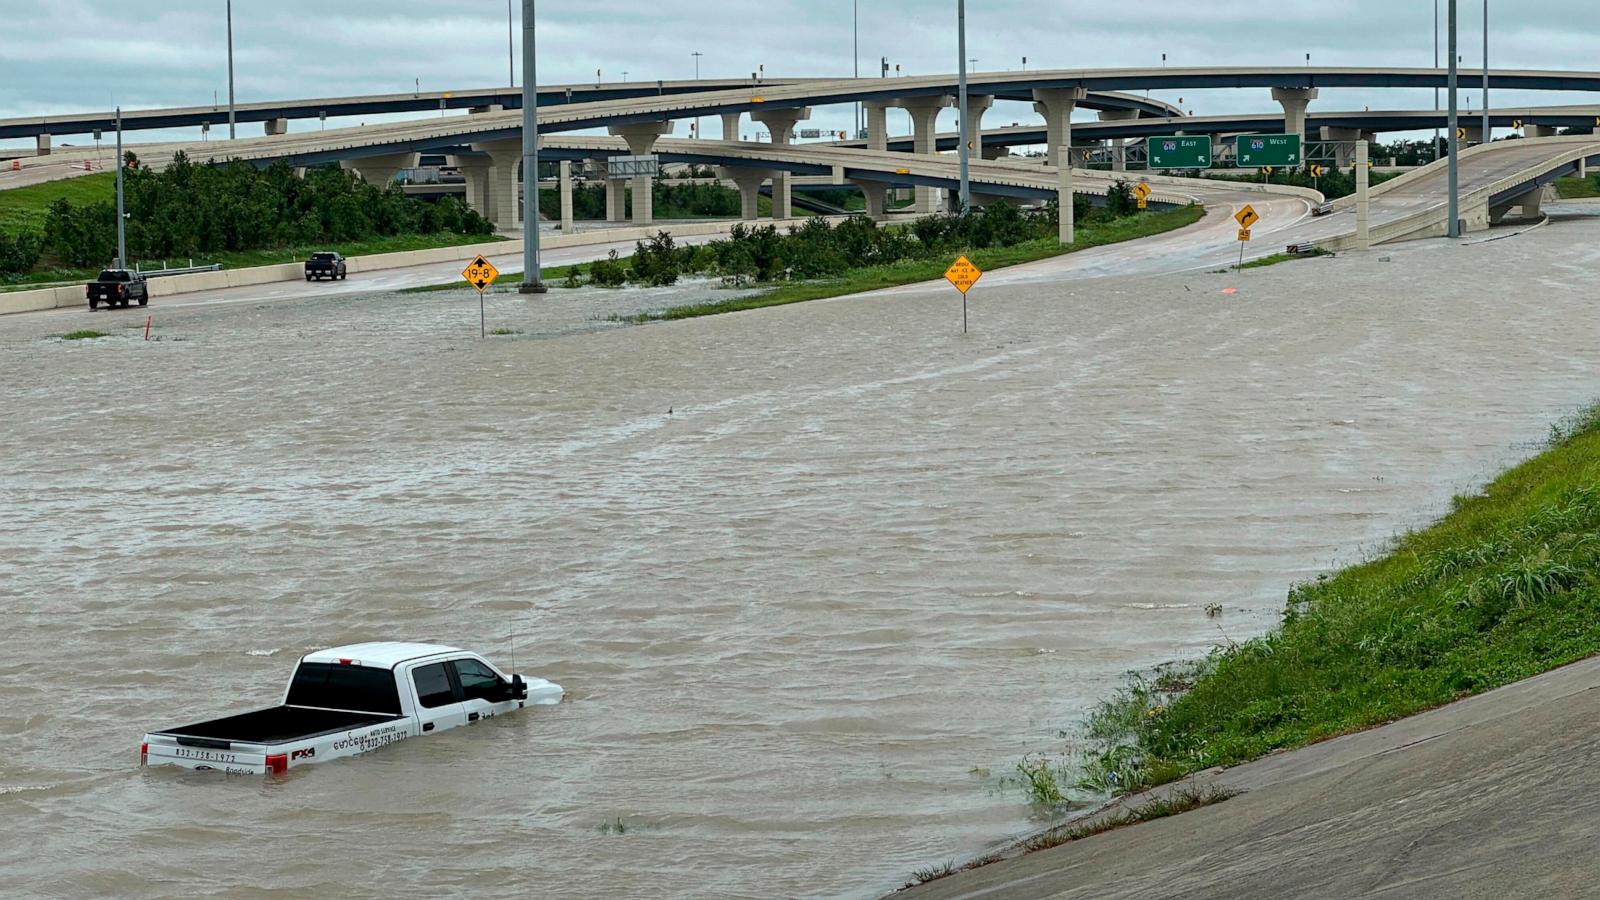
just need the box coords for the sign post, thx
[463,255,501,338]
[944,255,983,333]
[1234,205,1259,270]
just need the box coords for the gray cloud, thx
[3,0,1598,147]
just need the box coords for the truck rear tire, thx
[88,298,99,311]
[138,296,149,307]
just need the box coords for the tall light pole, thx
[691,51,703,140]
[1433,0,1440,160]
[508,0,515,87]
[519,0,546,293]
[226,0,236,140]
[1481,0,1489,144]
[957,0,970,213]
[854,0,861,139]
[115,107,126,268]
[1447,0,1460,238]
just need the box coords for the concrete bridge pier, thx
[558,161,574,232]
[339,152,419,188]
[864,102,891,152]
[1271,87,1319,147]
[607,121,673,225]
[264,118,289,136]
[717,166,774,221]
[598,161,627,223]
[1490,185,1543,224]
[1321,127,1363,168]
[35,133,50,156]
[452,155,493,221]
[750,106,812,219]
[471,138,526,230]
[960,95,995,165]
[721,112,742,142]
[1526,124,1557,138]
[898,96,954,214]
[1034,86,1089,243]
[1460,125,1485,145]
[1098,109,1139,171]
[853,179,889,220]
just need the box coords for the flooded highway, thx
[2,219,1598,898]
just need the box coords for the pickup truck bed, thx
[157,706,402,745]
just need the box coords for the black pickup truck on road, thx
[85,269,150,310]
[305,252,348,282]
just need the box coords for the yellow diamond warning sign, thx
[1234,205,1260,230]
[1133,182,1152,200]
[462,255,500,294]
[945,256,982,295]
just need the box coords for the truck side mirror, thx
[511,674,528,701]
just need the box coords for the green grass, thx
[1076,405,1600,795]
[0,172,118,234]
[1020,784,1239,853]
[1238,248,1332,270]
[628,206,1206,323]
[52,329,109,341]
[1555,175,1600,199]
[0,232,508,293]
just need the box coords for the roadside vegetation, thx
[1555,174,1600,199]
[0,152,495,286]
[1238,247,1332,270]
[1068,405,1600,797]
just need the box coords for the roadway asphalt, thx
[897,655,1600,900]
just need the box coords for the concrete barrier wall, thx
[0,219,823,318]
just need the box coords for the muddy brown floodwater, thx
[2,217,1598,899]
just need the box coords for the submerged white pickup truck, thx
[141,642,562,776]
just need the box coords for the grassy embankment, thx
[0,175,507,292]
[1073,405,1600,796]
[401,206,1206,315]
[1555,175,1600,199]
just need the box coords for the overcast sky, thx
[3,0,1598,147]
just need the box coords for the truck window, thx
[286,662,401,714]
[452,659,504,702]
[412,663,458,709]
[97,270,130,282]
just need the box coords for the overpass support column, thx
[854,180,889,221]
[750,107,812,220]
[718,166,772,221]
[453,156,493,220]
[1270,87,1319,148]
[339,152,420,188]
[1525,124,1557,139]
[981,146,1010,161]
[1355,141,1371,250]
[897,96,953,214]
[864,102,891,152]
[264,118,289,136]
[472,139,526,232]
[960,95,995,167]
[35,133,50,156]
[1321,127,1361,168]
[1098,109,1139,172]
[598,162,626,223]
[1034,87,1089,244]
[608,121,674,226]
[1461,126,1484,145]
[721,112,742,142]
[558,161,574,232]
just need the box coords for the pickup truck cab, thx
[305,251,348,281]
[86,269,150,310]
[141,642,562,776]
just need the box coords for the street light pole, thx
[957,0,970,213]
[508,0,515,87]
[1481,0,1489,144]
[1447,0,1460,238]
[115,107,126,269]
[692,51,703,139]
[519,0,546,293]
[853,0,860,138]
[1433,0,1440,160]
[226,0,236,140]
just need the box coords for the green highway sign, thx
[1147,135,1213,169]
[1236,133,1301,168]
